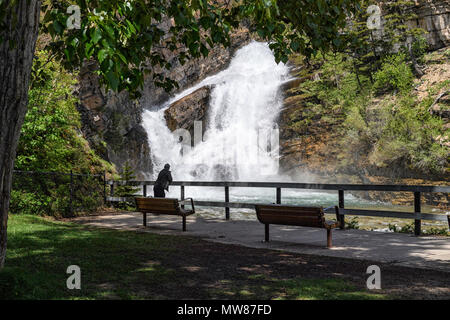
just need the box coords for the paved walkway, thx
[73,212,450,272]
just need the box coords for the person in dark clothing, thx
[153,163,173,198]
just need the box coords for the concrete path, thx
[73,213,450,272]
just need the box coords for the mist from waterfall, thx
[142,41,291,181]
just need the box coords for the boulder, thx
[164,86,211,133]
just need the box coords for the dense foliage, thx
[10,51,114,216]
[35,0,358,96]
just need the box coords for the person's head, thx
[164,163,170,170]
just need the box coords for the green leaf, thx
[126,20,137,35]
[53,20,64,35]
[106,70,119,91]
[116,52,128,65]
[98,49,108,63]
[290,40,300,51]
[200,43,209,58]
[92,28,102,44]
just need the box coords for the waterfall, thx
[142,41,291,181]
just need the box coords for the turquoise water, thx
[156,186,449,224]
[165,186,378,220]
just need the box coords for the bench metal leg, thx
[327,229,332,248]
[265,224,269,242]
[182,216,186,232]
[143,213,147,227]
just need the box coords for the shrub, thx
[444,49,450,59]
[368,94,448,174]
[374,54,414,94]
[411,35,428,64]
[345,217,360,230]
[388,222,415,234]
[10,51,114,217]
[422,227,450,236]
[9,190,52,216]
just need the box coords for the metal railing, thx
[106,180,450,236]
[12,170,107,215]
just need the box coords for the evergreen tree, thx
[115,161,140,210]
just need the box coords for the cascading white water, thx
[142,41,291,181]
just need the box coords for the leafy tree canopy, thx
[1,0,359,97]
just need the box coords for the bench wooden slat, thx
[136,202,178,207]
[257,213,323,225]
[261,217,323,228]
[257,205,322,214]
[137,204,179,211]
[258,210,324,217]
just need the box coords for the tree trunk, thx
[0,0,41,269]
[408,42,424,78]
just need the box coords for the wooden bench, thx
[255,204,341,248]
[135,197,195,231]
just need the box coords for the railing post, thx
[103,170,106,204]
[225,186,230,220]
[276,187,281,204]
[143,184,147,197]
[181,185,185,210]
[69,170,74,215]
[338,190,345,229]
[110,181,115,199]
[414,192,421,236]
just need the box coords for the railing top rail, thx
[13,170,103,177]
[106,180,450,193]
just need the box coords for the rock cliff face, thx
[77,60,152,177]
[140,28,251,108]
[278,72,342,176]
[406,0,450,49]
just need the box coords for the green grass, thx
[1,215,387,300]
[212,276,386,300]
[272,278,384,300]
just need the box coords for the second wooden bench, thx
[255,204,341,248]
